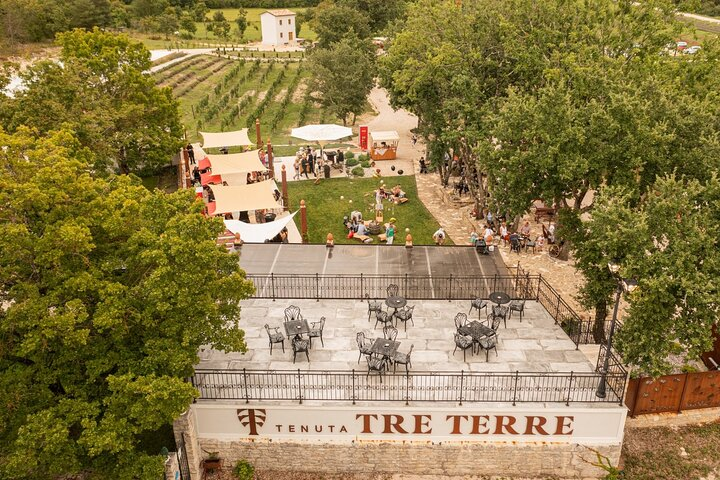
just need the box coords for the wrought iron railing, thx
[190,369,626,405]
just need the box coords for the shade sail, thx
[207,150,265,175]
[370,131,399,142]
[224,211,297,243]
[291,124,353,146]
[209,180,282,215]
[200,171,223,186]
[198,157,211,170]
[191,143,209,162]
[200,129,253,148]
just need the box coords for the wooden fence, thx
[624,370,720,417]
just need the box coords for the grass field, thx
[286,175,450,245]
[621,420,720,479]
[154,54,351,145]
[194,8,317,42]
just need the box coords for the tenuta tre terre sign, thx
[193,404,626,445]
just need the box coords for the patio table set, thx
[264,305,325,363]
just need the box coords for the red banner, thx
[359,125,368,150]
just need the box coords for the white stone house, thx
[260,9,296,46]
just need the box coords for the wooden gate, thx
[625,371,720,417]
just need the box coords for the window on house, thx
[279,19,283,25]
[280,32,283,38]
[288,19,292,24]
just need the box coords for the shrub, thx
[357,153,369,162]
[233,459,254,480]
[345,158,359,167]
[360,160,371,168]
[351,166,365,177]
[345,151,355,160]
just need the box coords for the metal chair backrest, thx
[405,344,415,362]
[454,312,467,330]
[356,332,366,348]
[401,305,415,318]
[383,326,398,341]
[454,332,470,346]
[480,334,497,349]
[292,335,308,351]
[491,316,501,331]
[376,311,390,323]
[264,324,271,335]
[285,305,301,322]
[316,317,326,330]
[387,284,399,297]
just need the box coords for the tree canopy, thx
[381,0,720,373]
[2,28,183,175]
[308,35,375,125]
[0,126,255,479]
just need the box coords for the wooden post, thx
[281,165,289,212]
[267,138,274,179]
[300,200,308,244]
[255,118,262,148]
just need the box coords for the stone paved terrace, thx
[197,299,594,373]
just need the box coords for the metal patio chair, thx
[292,335,310,364]
[386,284,399,298]
[478,333,499,362]
[453,332,474,361]
[284,305,302,322]
[469,298,488,317]
[264,324,285,354]
[366,353,386,382]
[509,300,525,322]
[395,305,415,332]
[308,317,326,348]
[365,293,383,322]
[374,310,394,330]
[392,344,414,373]
[383,325,398,341]
[356,332,373,364]
[454,312,468,331]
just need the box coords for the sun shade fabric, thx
[200,171,223,186]
[291,124,353,143]
[209,180,282,214]
[370,131,400,142]
[224,211,297,243]
[200,129,253,148]
[198,157,211,170]
[207,150,265,175]
[191,143,209,161]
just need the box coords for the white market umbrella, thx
[291,124,353,157]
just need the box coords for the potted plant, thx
[233,459,255,480]
[202,451,223,473]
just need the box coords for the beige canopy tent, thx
[209,180,282,215]
[207,150,265,175]
[369,130,399,161]
[200,129,253,149]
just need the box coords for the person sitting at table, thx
[356,221,368,236]
[520,221,532,238]
[483,225,494,243]
[469,231,479,246]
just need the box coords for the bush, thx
[360,160,371,168]
[357,153,369,162]
[233,459,254,480]
[345,151,355,160]
[351,166,365,177]
[345,158,359,167]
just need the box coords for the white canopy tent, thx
[200,129,253,149]
[369,131,400,142]
[223,211,297,243]
[209,180,282,215]
[207,150,265,175]
[191,143,209,161]
[291,124,353,148]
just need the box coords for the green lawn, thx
[286,175,450,245]
[194,8,317,43]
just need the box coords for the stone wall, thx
[173,410,202,480]
[194,437,620,479]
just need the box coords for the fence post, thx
[352,369,356,405]
[271,273,275,301]
[554,295,561,325]
[493,274,497,293]
[459,370,464,406]
[448,274,453,302]
[677,373,690,414]
[297,369,303,404]
[536,274,542,301]
[315,273,320,302]
[360,273,364,300]
[566,371,574,406]
[243,368,249,404]
[405,371,410,406]
[404,273,408,298]
[512,371,519,406]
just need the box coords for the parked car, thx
[676,41,688,50]
[685,45,702,54]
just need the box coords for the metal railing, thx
[190,368,626,405]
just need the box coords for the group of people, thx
[343,210,398,245]
[293,147,345,180]
[468,213,557,253]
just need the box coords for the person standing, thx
[308,149,317,177]
[300,155,309,179]
[337,149,345,164]
[419,156,428,174]
[433,227,447,245]
[293,157,301,180]
[186,143,195,164]
[385,219,396,245]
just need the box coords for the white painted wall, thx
[260,12,296,46]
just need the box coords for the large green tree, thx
[3,28,183,174]
[312,1,371,48]
[308,35,375,125]
[0,126,255,479]
[576,176,720,376]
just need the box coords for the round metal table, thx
[489,291,510,306]
[385,296,407,324]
